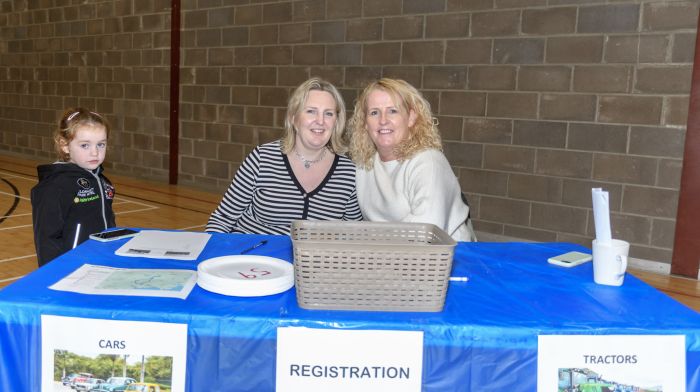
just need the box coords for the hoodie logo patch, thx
[74,193,99,203]
[77,178,90,189]
[105,184,115,199]
[74,178,97,202]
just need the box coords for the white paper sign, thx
[41,315,188,392]
[276,327,424,392]
[538,335,685,392]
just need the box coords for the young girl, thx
[31,108,116,266]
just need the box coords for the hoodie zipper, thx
[89,169,109,229]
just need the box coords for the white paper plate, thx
[197,255,294,297]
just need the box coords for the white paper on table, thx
[592,188,612,242]
[115,230,211,260]
[49,263,198,299]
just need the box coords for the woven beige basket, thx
[291,220,457,312]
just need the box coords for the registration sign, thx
[276,327,424,392]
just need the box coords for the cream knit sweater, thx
[356,149,476,242]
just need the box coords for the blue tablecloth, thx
[1,232,700,391]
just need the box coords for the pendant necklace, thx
[294,148,327,169]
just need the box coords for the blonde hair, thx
[349,78,442,169]
[54,108,111,162]
[281,78,347,154]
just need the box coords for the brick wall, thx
[0,0,173,178]
[0,0,697,264]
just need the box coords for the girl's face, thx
[61,124,108,171]
[364,89,416,162]
[293,90,337,153]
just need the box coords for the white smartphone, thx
[89,228,138,242]
[547,251,592,268]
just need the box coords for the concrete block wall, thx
[0,0,173,179]
[0,0,697,264]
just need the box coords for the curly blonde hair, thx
[281,77,347,155]
[54,108,111,162]
[348,78,442,169]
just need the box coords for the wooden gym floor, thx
[1,153,699,313]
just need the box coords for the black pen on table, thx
[240,240,268,255]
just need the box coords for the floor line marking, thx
[0,276,24,283]
[115,197,158,208]
[0,212,32,219]
[0,171,36,182]
[0,254,35,263]
[0,223,33,231]
[178,224,207,231]
[116,206,159,215]
[0,190,30,201]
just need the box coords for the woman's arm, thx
[402,150,466,230]
[206,148,261,233]
[342,187,363,221]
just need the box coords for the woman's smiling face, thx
[364,88,416,162]
[293,90,337,153]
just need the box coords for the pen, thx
[449,276,469,282]
[240,240,268,255]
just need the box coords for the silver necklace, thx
[294,148,327,169]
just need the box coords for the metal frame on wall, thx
[169,0,181,185]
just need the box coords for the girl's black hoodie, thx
[31,162,116,266]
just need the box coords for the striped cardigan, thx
[206,141,362,235]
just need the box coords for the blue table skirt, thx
[1,233,699,391]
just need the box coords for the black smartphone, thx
[89,228,138,242]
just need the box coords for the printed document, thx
[50,264,198,299]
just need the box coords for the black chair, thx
[461,192,471,221]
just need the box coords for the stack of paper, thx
[115,230,211,261]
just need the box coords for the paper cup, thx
[592,239,629,286]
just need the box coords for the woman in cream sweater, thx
[348,78,475,242]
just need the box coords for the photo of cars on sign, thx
[61,372,93,387]
[89,377,137,391]
[75,377,105,391]
[53,350,172,392]
[124,383,162,392]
